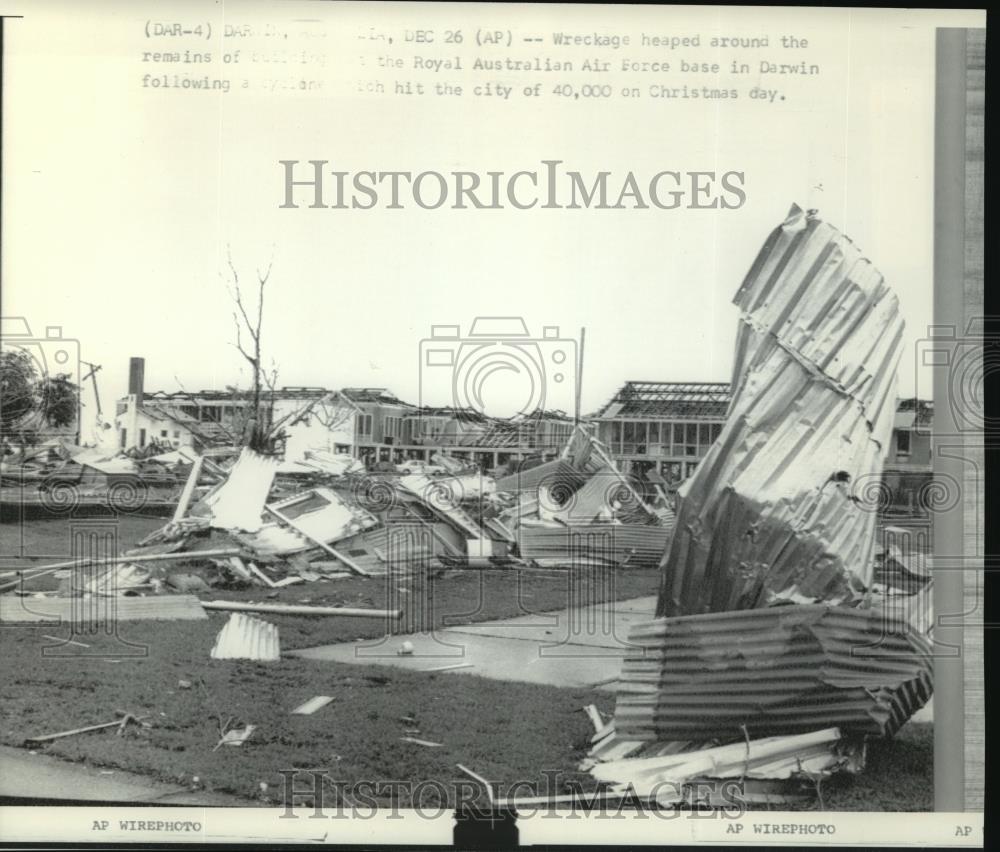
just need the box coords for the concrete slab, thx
[445,599,656,651]
[291,630,627,688]
[288,596,659,688]
[0,746,251,804]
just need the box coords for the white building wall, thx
[277,397,357,461]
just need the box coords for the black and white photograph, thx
[0,2,986,846]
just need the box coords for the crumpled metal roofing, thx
[210,612,280,661]
[657,205,904,616]
[612,604,932,741]
[202,448,280,532]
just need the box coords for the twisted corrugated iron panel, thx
[210,612,281,661]
[658,205,904,617]
[612,604,931,741]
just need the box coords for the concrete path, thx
[289,596,658,690]
[289,594,935,722]
[0,745,251,805]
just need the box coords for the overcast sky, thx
[3,3,983,434]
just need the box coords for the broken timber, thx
[24,712,149,748]
[171,455,204,523]
[200,599,401,620]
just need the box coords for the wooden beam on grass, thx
[200,599,400,620]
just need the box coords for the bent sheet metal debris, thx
[611,604,932,742]
[656,204,904,616]
[596,206,933,795]
[210,612,281,661]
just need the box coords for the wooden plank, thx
[246,562,278,588]
[583,704,604,733]
[172,455,205,522]
[264,505,369,577]
[290,696,335,715]
[422,662,474,673]
[456,764,495,805]
[200,599,400,620]
[227,556,253,580]
[400,737,442,747]
[1,594,207,623]
[23,713,147,748]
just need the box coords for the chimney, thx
[128,357,145,404]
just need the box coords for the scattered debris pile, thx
[589,728,863,805]
[494,427,675,569]
[0,440,189,509]
[589,205,933,805]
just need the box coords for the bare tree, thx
[225,248,280,452]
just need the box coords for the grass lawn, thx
[1,518,933,811]
[0,619,933,811]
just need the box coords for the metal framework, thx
[596,381,732,419]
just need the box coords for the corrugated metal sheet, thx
[203,448,280,532]
[873,582,934,640]
[611,604,932,741]
[210,612,280,661]
[658,205,904,617]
